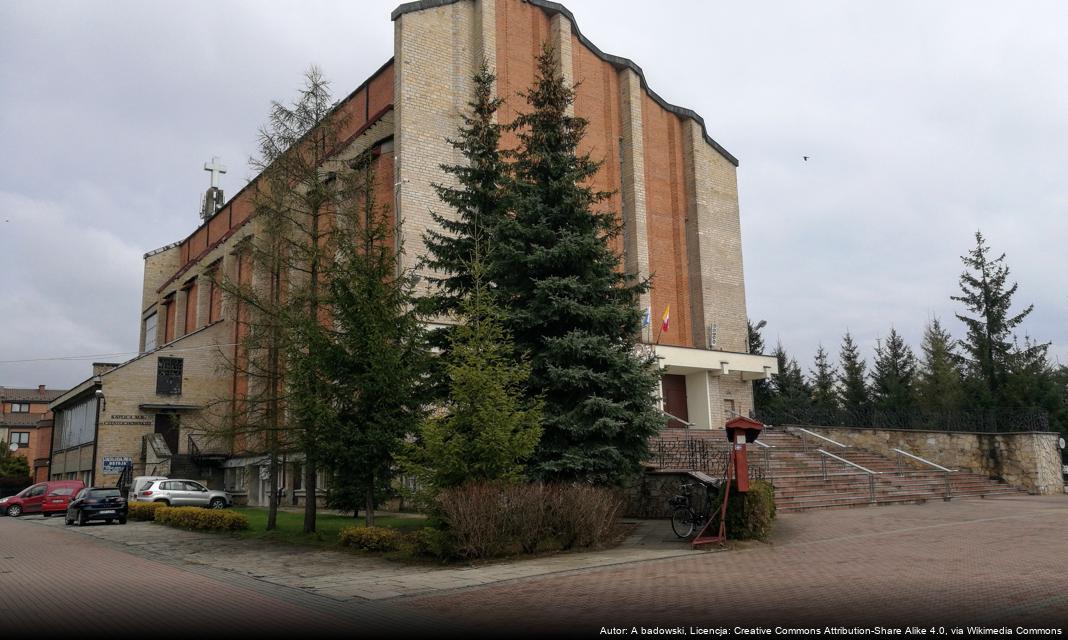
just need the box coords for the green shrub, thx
[154,506,249,531]
[127,501,165,521]
[338,526,404,552]
[710,479,776,541]
[404,527,453,559]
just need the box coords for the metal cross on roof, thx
[203,156,227,188]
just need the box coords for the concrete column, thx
[618,68,652,339]
[196,273,212,330]
[681,118,748,353]
[685,371,712,430]
[549,13,574,116]
[175,285,190,337]
[394,2,477,279]
[475,0,496,72]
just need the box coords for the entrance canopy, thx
[654,345,778,430]
[654,344,778,380]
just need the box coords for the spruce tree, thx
[838,331,871,425]
[870,327,918,421]
[491,45,661,485]
[916,317,964,415]
[809,344,840,422]
[748,320,773,412]
[763,343,811,423]
[1001,337,1067,433]
[422,61,508,317]
[404,263,542,490]
[317,152,430,526]
[951,231,1034,406]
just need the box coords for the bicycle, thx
[668,481,716,538]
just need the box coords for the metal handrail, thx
[816,449,878,475]
[817,448,879,503]
[892,448,956,500]
[752,439,773,482]
[891,448,956,473]
[661,410,694,428]
[791,427,848,450]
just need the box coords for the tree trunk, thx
[303,459,317,533]
[267,451,279,531]
[364,475,375,527]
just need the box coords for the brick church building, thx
[49,0,777,504]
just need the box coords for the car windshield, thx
[88,489,121,498]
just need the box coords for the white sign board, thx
[102,456,133,474]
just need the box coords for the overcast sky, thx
[1,0,1065,389]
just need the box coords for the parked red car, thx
[0,480,85,517]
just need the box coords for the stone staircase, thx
[649,426,1024,512]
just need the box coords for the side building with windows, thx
[1,385,67,482]
[51,0,776,505]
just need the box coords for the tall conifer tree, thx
[951,231,1034,406]
[749,320,773,411]
[838,332,871,424]
[870,327,918,417]
[809,344,840,421]
[423,61,508,316]
[492,45,661,485]
[916,317,964,414]
[318,153,430,526]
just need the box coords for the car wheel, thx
[155,500,170,507]
[6,505,21,517]
[78,511,88,526]
[65,512,74,526]
[209,498,226,509]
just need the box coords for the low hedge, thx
[710,479,776,541]
[433,482,624,560]
[403,527,452,559]
[154,506,249,531]
[338,525,404,552]
[127,501,165,521]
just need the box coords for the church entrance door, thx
[661,374,689,429]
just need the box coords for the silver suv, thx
[139,479,231,509]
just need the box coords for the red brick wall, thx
[642,96,691,347]
[571,35,623,257]
[496,0,550,153]
[163,62,396,292]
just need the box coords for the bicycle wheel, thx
[671,507,696,538]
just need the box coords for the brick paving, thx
[22,514,701,601]
[0,514,442,636]
[401,496,1068,633]
[3,496,1066,636]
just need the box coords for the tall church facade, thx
[49,0,777,505]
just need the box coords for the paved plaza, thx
[1,495,1065,635]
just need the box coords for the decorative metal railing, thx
[650,437,766,481]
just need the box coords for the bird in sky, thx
[803,156,810,161]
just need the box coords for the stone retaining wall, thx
[624,470,720,519]
[798,426,1063,495]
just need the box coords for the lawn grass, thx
[231,507,427,547]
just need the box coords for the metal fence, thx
[753,406,1051,433]
[650,438,766,481]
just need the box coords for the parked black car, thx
[65,487,128,526]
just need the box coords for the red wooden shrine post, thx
[692,416,766,548]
